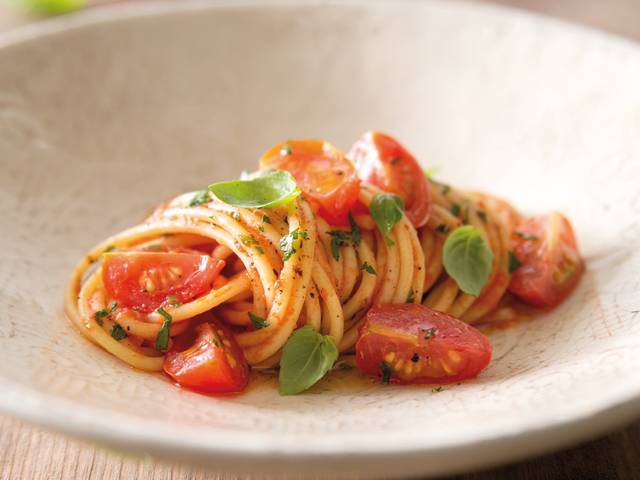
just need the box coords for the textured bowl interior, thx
[1,1,640,478]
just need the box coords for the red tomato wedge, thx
[102,249,225,312]
[355,304,492,384]
[164,321,249,393]
[349,132,432,228]
[509,212,584,308]
[260,139,360,226]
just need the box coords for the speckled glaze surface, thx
[1,1,640,478]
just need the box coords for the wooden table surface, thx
[1,1,639,479]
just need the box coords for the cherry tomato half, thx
[355,304,492,384]
[260,139,360,226]
[102,249,225,312]
[509,212,584,308]
[164,321,249,393]
[349,132,432,228]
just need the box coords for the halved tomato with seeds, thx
[355,304,492,384]
[260,139,360,226]
[509,212,583,308]
[102,248,225,312]
[164,321,249,393]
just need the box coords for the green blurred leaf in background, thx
[9,0,86,15]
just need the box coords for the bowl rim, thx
[2,0,640,475]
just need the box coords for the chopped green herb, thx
[348,213,362,246]
[166,295,182,307]
[258,225,265,233]
[280,228,307,261]
[240,234,264,255]
[515,230,539,241]
[327,217,361,262]
[508,250,523,273]
[208,215,218,222]
[370,193,404,246]
[327,230,350,261]
[431,386,444,393]
[450,203,461,217]
[441,184,450,195]
[189,189,211,207]
[423,327,437,340]
[442,226,494,296]
[477,210,487,222]
[209,170,300,209]
[380,362,392,384]
[435,224,450,234]
[110,323,127,341]
[262,214,271,224]
[94,302,118,326]
[248,312,269,329]
[155,308,172,351]
[103,245,115,253]
[361,261,377,275]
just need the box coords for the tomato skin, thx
[103,249,224,312]
[509,213,584,308]
[349,132,432,228]
[355,304,492,384]
[260,139,360,226]
[164,321,249,393]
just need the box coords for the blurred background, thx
[1,0,640,42]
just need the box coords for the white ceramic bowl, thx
[1,1,640,478]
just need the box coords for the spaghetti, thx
[65,132,583,393]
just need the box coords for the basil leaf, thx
[155,308,172,351]
[209,170,300,209]
[442,226,494,296]
[370,193,404,246]
[279,326,338,395]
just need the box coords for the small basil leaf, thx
[370,193,404,246]
[209,170,300,209]
[279,326,338,395]
[442,226,494,296]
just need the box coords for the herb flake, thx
[248,312,269,329]
[361,261,377,275]
[155,308,172,351]
[189,189,211,207]
[110,323,127,341]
